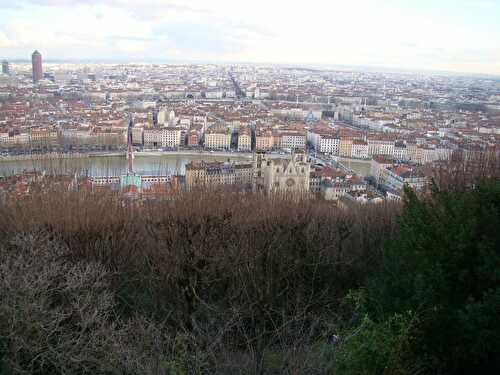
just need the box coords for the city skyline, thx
[1,0,500,76]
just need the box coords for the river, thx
[0,153,251,177]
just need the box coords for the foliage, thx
[359,182,500,374]
[0,180,498,374]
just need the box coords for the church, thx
[254,150,311,195]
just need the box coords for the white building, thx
[368,139,395,157]
[307,131,340,154]
[351,140,369,159]
[204,128,232,150]
[143,127,182,148]
[280,133,306,150]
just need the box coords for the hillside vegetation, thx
[0,175,499,373]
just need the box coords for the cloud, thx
[0,0,499,75]
[11,0,209,20]
[0,32,13,48]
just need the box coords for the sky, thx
[1,0,500,75]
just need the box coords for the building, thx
[237,129,252,151]
[368,139,394,157]
[308,131,340,154]
[32,50,43,82]
[204,126,232,150]
[351,140,369,159]
[29,128,58,144]
[131,127,144,146]
[185,161,254,190]
[280,132,306,150]
[321,178,367,201]
[309,166,346,193]
[339,138,353,157]
[392,141,408,161]
[370,155,393,185]
[1,60,9,75]
[187,130,200,147]
[254,151,311,194]
[143,127,182,148]
[381,165,427,192]
[255,130,274,151]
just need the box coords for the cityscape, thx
[0,1,499,374]
[0,50,498,202]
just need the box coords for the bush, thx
[359,182,500,374]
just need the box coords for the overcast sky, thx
[1,0,499,75]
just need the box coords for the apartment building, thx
[381,165,427,192]
[255,131,274,151]
[185,161,254,190]
[307,130,341,154]
[351,140,369,159]
[143,127,182,148]
[339,138,353,157]
[204,127,232,150]
[368,139,394,157]
[237,129,252,151]
[280,132,306,150]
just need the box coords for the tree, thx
[362,183,500,373]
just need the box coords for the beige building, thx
[255,131,274,151]
[254,151,311,194]
[185,161,254,190]
[204,127,232,150]
[339,138,353,157]
[30,128,58,143]
[237,129,252,151]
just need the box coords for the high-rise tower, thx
[31,50,43,82]
[1,60,9,75]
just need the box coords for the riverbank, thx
[133,150,253,159]
[0,152,94,162]
[0,150,254,162]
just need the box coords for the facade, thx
[368,139,394,157]
[321,178,367,201]
[308,131,340,154]
[255,131,274,151]
[31,50,43,82]
[339,138,353,157]
[370,156,393,185]
[351,140,369,159]
[29,129,58,144]
[237,130,252,151]
[254,151,311,194]
[381,165,427,192]
[143,127,181,148]
[131,127,144,146]
[280,133,306,150]
[187,130,200,147]
[1,60,9,75]
[204,128,232,150]
[185,161,254,190]
[392,142,408,160]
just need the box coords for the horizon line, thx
[2,57,500,79]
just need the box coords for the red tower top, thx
[32,50,43,83]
